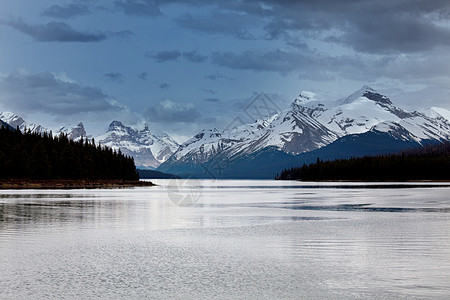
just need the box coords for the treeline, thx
[277,142,450,181]
[0,126,138,180]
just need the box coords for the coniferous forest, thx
[278,142,450,181]
[0,126,138,181]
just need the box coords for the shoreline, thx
[0,179,156,190]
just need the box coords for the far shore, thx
[0,179,156,190]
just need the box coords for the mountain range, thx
[2,86,450,178]
[157,86,450,178]
[0,112,88,141]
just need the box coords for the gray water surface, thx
[1,180,450,299]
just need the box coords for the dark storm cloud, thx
[103,72,123,82]
[145,100,201,123]
[0,71,119,115]
[263,0,450,54]
[114,0,161,17]
[112,0,450,54]
[146,50,181,62]
[41,3,89,19]
[182,50,208,63]
[341,12,450,54]
[6,20,106,42]
[166,0,450,54]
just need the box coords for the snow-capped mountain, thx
[0,111,47,134]
[311,86,450,142]
[158,86,450,177]
[57,123,90,141]
[0,111,89,141]
[96,121,179,169]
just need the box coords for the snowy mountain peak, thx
[296,91,316,103]
[57,122,88,141]
[70,122,87,140]
[0,111,47,134]
[292,91,322,108]
[141,124,151,132]
[342,85,391,105]
[97,121,180,169]
[108,120,126,131]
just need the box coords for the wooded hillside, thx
[0,126,138,180]
[277,142,450,181]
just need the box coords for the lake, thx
[1,180,450,299]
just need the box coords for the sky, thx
[1,0,450,141]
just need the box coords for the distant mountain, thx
[0,111,89,141]
[96,121,180,169]
[0,111,181,170]
[158,86,450,178]
[56,122,89,141]
[0,111,47,134]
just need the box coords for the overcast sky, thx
[1,0,450,140]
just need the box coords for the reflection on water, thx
[1,180,450,299]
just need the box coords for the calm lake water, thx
[1,180,450,299]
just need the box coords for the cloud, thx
[114,0,161,17]
[175,11,256,39]
[261,0,450,54]
[6,20,106,42]
[146,50,181,62]
[114,30,134,39]
[146,49,207,63]
[182,50,208,63]
[167,0,450,54]
[41,3,89,19]
[210,47,369,80]
[145,99,201,123]
[103,72,123,82]
[211,49,308,74]
[203,98,220,102]
[138,72,149,80]
[205,72,234,81]
[0,71,120,115]
[342,16,450,54]
[202,89,218,95]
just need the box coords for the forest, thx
[0,126,138,181]
[277,142,450,181]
